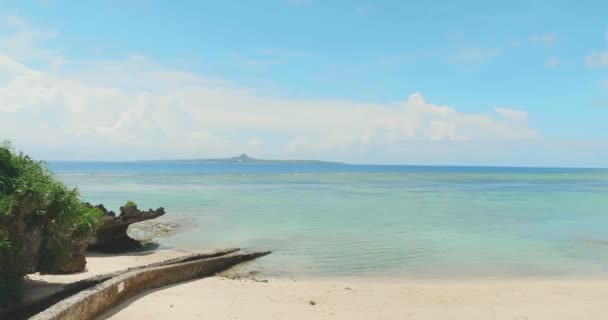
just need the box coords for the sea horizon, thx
[46,159,608,170]
[48,161,608,279]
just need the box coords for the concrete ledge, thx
[1,248,241,319]
[30,250,270,320]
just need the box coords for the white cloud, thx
[586,51,608,67]
[5,11,28,28]
[0,13,549,163]
[50,56,63,71]
[529,34,556,45]
[0,12,58,61]
[0,52,539,161]
[545,57,560,68]
[247,137,264,147]
[584,32,608,68]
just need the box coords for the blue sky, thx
[0,1,607,166]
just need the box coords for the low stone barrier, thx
[1,248,241,319]
[30,250,270,320]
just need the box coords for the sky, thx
[0,1,607,166]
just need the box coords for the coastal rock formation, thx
[128,218,186,240]
[1,223,87,276]
[86,203,166,253]
[52,240,88,274]
[14,225,44,276]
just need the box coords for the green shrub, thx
[124,200,137,209]
[0,142,102,302]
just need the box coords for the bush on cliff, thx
[0,142,102,305]
[124,200,137,209]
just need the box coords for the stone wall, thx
[30,250,270,320]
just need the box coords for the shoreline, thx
[100,273,608,320]
[24,249,608,320]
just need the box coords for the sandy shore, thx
[97,276,608,320]
[23,249,190,305]
[30,250,608,320]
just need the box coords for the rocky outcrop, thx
[1,217,89,283]
[128,219,184,240]
[86,203,166,253]
[10,224,44,276]
[54,240,88,274]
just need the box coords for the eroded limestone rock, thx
[86,203,165,253]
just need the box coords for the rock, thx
[3,214,90,277]
[55,240,88,274]
[309,300,316,306]
[220,270,269,283]
[37,238,88,274]
[6,224,43,276]
[86,203,166,253]
[128,219,183,240]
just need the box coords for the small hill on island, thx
[167,153,343,165]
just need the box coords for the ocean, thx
[49,161,608,279]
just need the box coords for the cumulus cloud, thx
[584,32,608,68]
[0,12,546,163]
[586,51,608,67]
[545,57,560,68]
[0,52,539,161]
[5,11,28,28]
[0,12,58,61]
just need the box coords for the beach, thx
[3,2,608,319]
[28,163,608,319]
[100,276,608,320]
[28,250,608,320]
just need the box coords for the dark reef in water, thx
[86,203,166,253]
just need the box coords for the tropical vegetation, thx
[0,141,102,305]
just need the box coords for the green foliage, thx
[124,200,137,209]
[0,233,12,257]
[73,206,103,237]
[0,142,102,279]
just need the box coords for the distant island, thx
[168,153,343,165]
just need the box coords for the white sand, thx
[23,249,190,304]
[99,276,608,320]
[28,249,190,284]
[30,250,608,320]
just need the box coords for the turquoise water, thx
[49,162,608,278]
